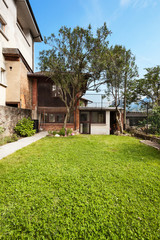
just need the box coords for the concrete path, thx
[0,131,48,160]
[140,140,160,151]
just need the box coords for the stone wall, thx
[0,105,31,137]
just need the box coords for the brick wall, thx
[0,105,31,137]
[40,123,74,131]
[20,61,32,109]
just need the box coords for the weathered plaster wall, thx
[5,60,32,108]
[6,60,21,103]
[0,105,31,137]
[91,111,110,135]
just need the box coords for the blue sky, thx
[30,0,160,79]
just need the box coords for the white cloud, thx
[120,0,159,8]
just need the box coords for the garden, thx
[0,135,160,239]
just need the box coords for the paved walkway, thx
[140,140,160,151]
[0,131,48,160]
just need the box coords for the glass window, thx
[56,114,64,123]
[0,21,5,31]
[80,112,90,122]
[49,114,56,122]
[44,113,48,123]
[0,14,6,32]
[52,85,60,97]
[91,112,105,123]
[40,113,65,123]
[0,69,6,85]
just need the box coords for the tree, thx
[128,66,160,107]
[148,105,160,134]
[39,24,111,128]
[103,45,138,132]
[123,49,138,129]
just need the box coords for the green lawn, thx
[0,135,160,239]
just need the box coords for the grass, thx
[0,135,160,239]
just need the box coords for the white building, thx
[0,0,42,107]
[79,107,124,135]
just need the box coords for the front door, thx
[80,111,90,134]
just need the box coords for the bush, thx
[12,134,19,142]
[148,105,160,134]
[48,130,53,135]
[14,118,36,137]
[67,128,72,136]
[59,128,66,136]
[53,131,58,136]
[0,134,19,146]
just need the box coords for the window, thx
[56,114,64,123]
[49,113,56,123]
[0,15,8,40]
[80,112,90,122]
[0,68,6,85]
[91,111,105,123]
[0,15,6,32]
[16,18,30,46]
[52,85,60,97]
[41,113,65,123]
[0,21,4,31]
[40,112,74,123]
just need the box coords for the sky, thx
[30,0,160,97]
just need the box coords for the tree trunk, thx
[63,107,70,129]
[116,108,123,133]
[123,71,127,130]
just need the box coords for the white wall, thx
[0,0,34,69]
[0,0,36,105]
[91,111,110,135]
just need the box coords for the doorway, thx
[80,111,90,134]
[110,111,117,134]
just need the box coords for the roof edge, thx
[26,0,43,41]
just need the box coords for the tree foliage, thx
[128,66,160,106]
[39,24,111,127]
[102,45,138,131]
[148,105,160,134]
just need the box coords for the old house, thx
[28,72,124,134]
[0,0,42,108]
[28,72,80,132]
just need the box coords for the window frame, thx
[51,84,61,97]
[0,14,8,41]
[91,111,106,124]
[0,68,6,86]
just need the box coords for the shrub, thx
[53,131,58,136]
[14,118,36,137]
[59,128,66,136]
[67,128,72,136]
[148,105,160,134]
[48,130,53,135]
[12,134,19,142]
